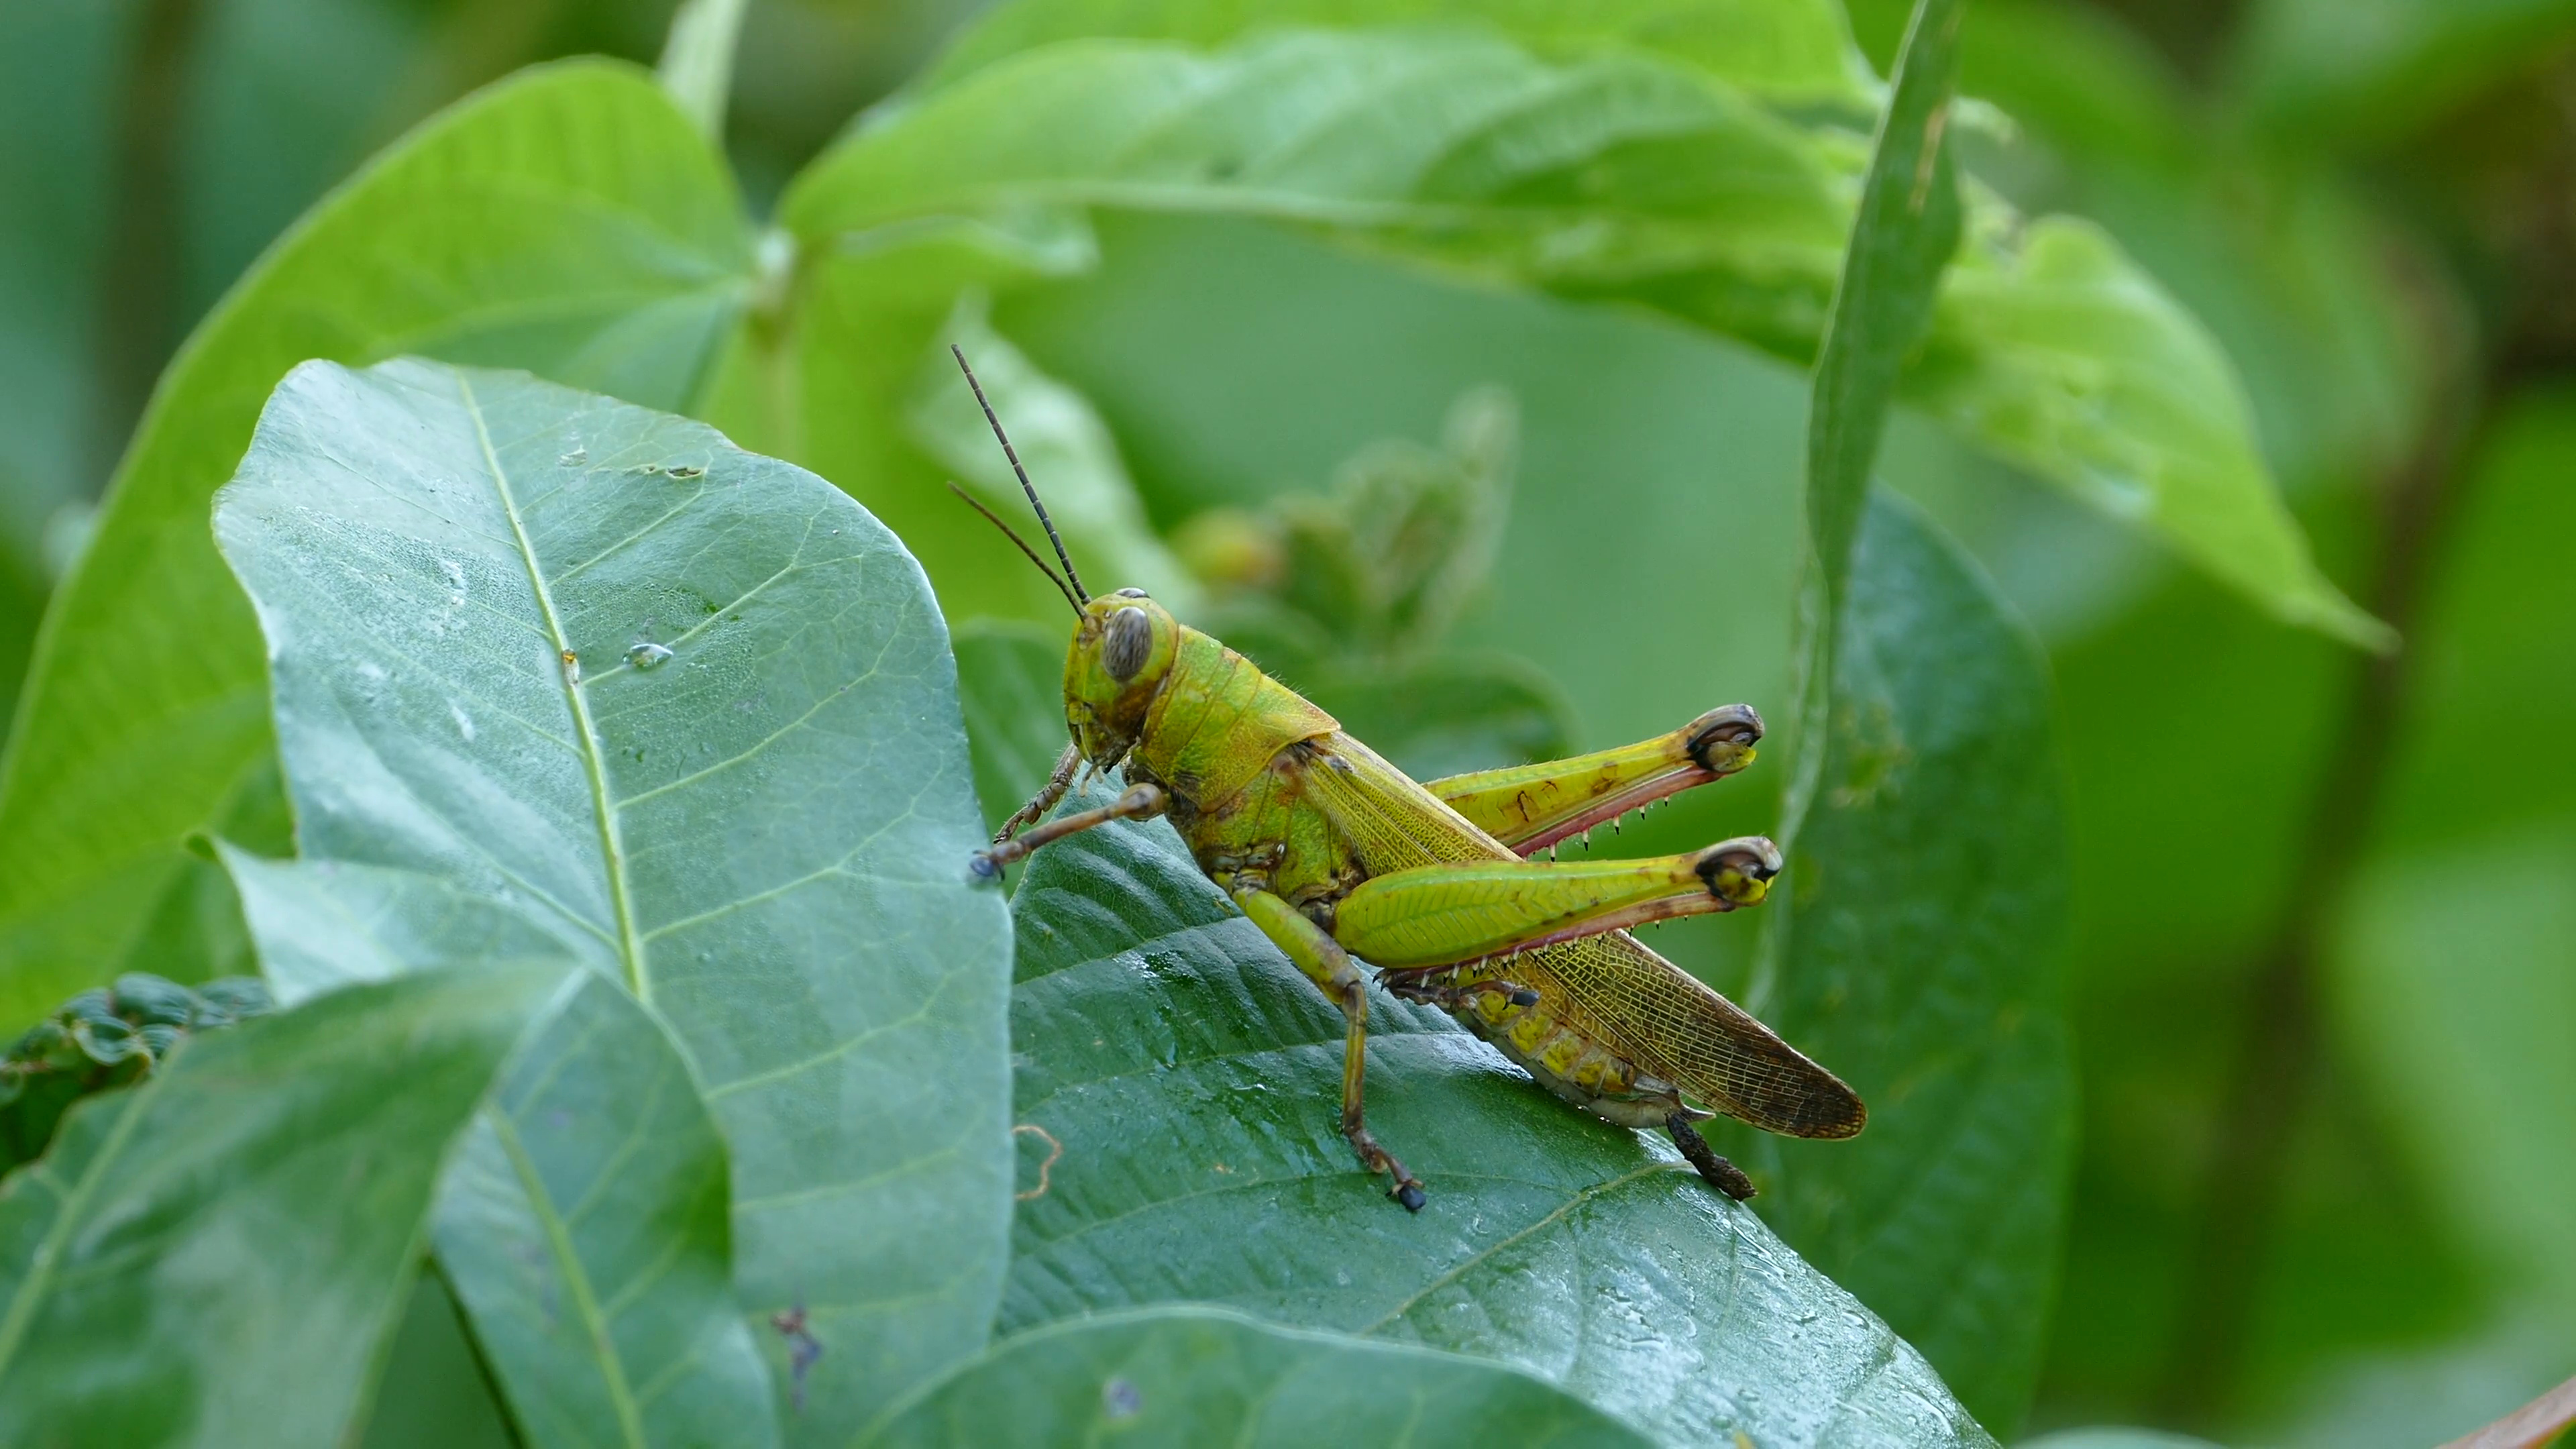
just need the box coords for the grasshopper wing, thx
[1296,733,1865,1139]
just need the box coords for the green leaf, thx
[437,974,782,1449]
[1754,492,2074,1434]
[356,1273,524,1449]
[798,23,2378,643]
[221,849,594,1007]
[955,621,1077,837]
[910,309,1200,611]
[0,961,578,1447]
[920,0,1880,107]
[211,359,1012,1436]
[0,60,753,1026]
[1001,788,1995,1448]
[1911,217,2391,649]
[859,1306,1657,1448]
[222,847,779,1448]
[698,211,1179,631]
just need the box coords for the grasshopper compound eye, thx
[1103,606,1154,681]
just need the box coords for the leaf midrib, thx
[458,371,649,1001]
[486,1106,649,1448]
[0,1093,152,1379]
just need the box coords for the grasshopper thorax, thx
[1065,588,1181,767]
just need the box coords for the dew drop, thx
[626,641,674,670]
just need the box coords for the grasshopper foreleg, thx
[996,743,1085,844]
[970,781,1164,880]
[1233,888,1427,1212]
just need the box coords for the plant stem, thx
[94,0,202,490]
[2151,356,2476,1428]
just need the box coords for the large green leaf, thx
[1752,492,2075,1433]
[998,784,1994,1448]
[437,973,780,1449]
[225,849,778,1448]
[859,1307,1656,1448]
[0,60,753,1026]
[923,0,1880,106]
[794,23,2379,645]
[0,961,577,1447]
[211,360,1012,1437]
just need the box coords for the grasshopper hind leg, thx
[1664,1112,1757,1201]
[1232,886,1427,1211]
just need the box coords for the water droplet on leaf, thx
[627,641,674,670]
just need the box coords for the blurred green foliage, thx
[2,0,2573,1444]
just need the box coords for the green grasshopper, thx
[952,350,1862,1210]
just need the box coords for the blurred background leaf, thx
[802,14,2375,641]
[0,62,754,1025]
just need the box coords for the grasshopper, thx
[951,350,1863,1210]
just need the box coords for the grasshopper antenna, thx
[946,482,1083,616]
[953,343,1088,603]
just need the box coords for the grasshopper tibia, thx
[1665,1112,1757,1201]
[970,782,1165,880]
[1235,887,1428,1210]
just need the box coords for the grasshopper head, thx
[1065,588,1179,766]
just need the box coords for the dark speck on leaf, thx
[1102,1378,1142,1421]
[667,465,704,479]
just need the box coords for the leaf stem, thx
[1758,0,1963,1005]
[656,0,751,141]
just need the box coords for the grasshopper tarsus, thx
[1666,1112,1758,1201]
[1395,1181,1428,1212]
